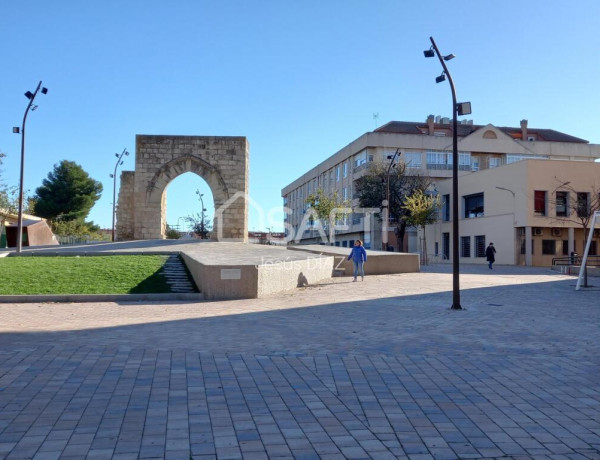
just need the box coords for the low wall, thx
[181,251,334,300]
[287,245,420,276]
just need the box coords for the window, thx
[562,240,569,256]
[556,191,569,216]
[442,233,450,260]
[520,239,526,255]
[342,241,348,248]
[460,236,471,258]
[464,193,484,218]
[427,150,448,169]
[426,150,471,170]
[507,154,548,164]
[590,241,597,256]
[442,194,450,221]
[489,157,501,168]
[404,152,422,169]
[434,242,439,256]
[534,191,546,216]
[577,192,590,218]
[471,158,479,172]
[542,240,556,255]
[354,151,367,168]
[343,187,348,200]
[343,162,348,178]
[475,235,486,257]
[336,166,340,182]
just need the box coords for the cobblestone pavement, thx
[0,264,598,459]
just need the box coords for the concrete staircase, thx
[162,255,198,293]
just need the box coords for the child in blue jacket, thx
[348,239,367,281]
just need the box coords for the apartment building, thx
[281,117,600,252]
[425,159,600,266]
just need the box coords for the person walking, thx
[486,242,496,269]
[348,239,367,281]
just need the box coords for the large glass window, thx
[534,191,547,216]
[556,191,569,216]
[426,150,471,171]
[475,235,486,257]
[464,193,484,218]
[343,162,348,178]
[404,152,422,169]
[336,166,340,182]
[460,236,471,258]
[354,150,368,168]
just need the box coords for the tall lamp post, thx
[109,148,129,242]
[382,148,401,251]
[424,37,471,310]
[196,190,207,239]
[13,81,48,254]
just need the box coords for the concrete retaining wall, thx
[287,245,420,276]
[181,251,334,300]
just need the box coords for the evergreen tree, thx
[33,160,103,221]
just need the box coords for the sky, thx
[1,1,599,233]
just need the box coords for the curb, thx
[0,293,204,303]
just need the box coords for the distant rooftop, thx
[374,120,589,144]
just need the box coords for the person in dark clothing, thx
[348,239,367,281]
[486,242,496,269]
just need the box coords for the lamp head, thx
[423,48,435,58]
[109,174,114,178]
[41,87,48,95]
[12,127,20,134]
[443,54,455,61]
[24,91,34,99]
[435,73,446,83]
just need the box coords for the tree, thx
[304,188,350,241]
[549,179,600,287]
[354,160,431,251]
[402,189,440,265]
[185,213,212,239]
[33,160,103,222]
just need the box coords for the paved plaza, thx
[0,264,599,459]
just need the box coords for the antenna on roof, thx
[373,112,379,128]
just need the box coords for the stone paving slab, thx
[0,264,599,459]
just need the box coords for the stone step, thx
[161,256,198,293]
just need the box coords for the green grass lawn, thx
[0,255,177,295]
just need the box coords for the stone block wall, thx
[116,171,135,240]
[118,135,249,242]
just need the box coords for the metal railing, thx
[552,255,600,266]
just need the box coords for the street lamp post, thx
[382,148,401,251]
[109,148,129,242]
[13,81,48,254]
[425,37,471,310]
[196,190,207,239]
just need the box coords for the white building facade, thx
[282,117,600,255]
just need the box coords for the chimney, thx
[520,119,528,140]
[427,115,435,135]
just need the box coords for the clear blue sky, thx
[1,1,599,232]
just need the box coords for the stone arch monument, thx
[116,135,248,242]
